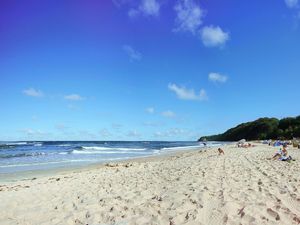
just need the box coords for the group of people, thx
[218,142,294,162]
[237,142,254,148]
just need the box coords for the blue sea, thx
[0,141,223,175]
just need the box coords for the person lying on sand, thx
[218,148,225,155]
[238,142,254,148]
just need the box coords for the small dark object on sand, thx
[218,148,225,155]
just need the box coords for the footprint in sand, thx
[266,208,280,221]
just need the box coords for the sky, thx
[0,0,300,141]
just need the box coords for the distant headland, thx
[198,115,300,142]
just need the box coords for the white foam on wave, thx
[34,143,43,147]
[161,143,222,152]
[58,152,70,155]
[161,145,202,151]
[5,142,28,146]
[153,150,161,154]
[72,150,148,155]
[81,146,146,151]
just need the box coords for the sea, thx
[0,141,223,175]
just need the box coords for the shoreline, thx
[1,143,300,225]
[0,145,215,184]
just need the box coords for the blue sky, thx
[0,0,300,141]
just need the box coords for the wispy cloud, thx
[55,124,69,131]
[127,130,141,138]
[173,0,204,34]
[123,45,142,61]
[31,115,38,121]
[201,25,230,47]
[161,110,176,118]
[143,121,164,127]
[112,0,131,8]
[173,1,230,48]
[199,89,208,100]
[208,73,228,83]
[146,107,155,114]
[111,123,123,130]
[64,94,84,101]
[128,0,160,18]
[140,0,160,16]
[99,129,112,138]
[23,88,44,97]
[20,128,49,136]
[153,128,190,138]
[78,130,97,139]
[168,83,208,101]
[285,0,298,8]
[284,0,300,29]
[67,104,79,110]
[128,9,140,18]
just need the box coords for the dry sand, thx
[0,144,300,225]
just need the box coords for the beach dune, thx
[0,144,300,225]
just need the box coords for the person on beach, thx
[272,148,283,160]
[279,145,293,161]
[218,148,225,155]
[237,142,254,148]
[272,144,293,161]
[272,143,287,160]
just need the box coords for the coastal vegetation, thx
[199,116,300,141]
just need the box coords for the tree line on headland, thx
[198,116,300,142]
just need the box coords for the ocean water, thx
[0,141,223,174]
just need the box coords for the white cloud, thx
[123,45,142,61]
[64,94,84,101]
[201,25,230,47]
[23,88,44,97]
[174,0,204,34]
[161,110,176,118]
[146,107,155,114]
[208,72,228,83]
[140,0,160,16]
[285,0,298,8]
[168,83,208,101]
[128,0,160,18]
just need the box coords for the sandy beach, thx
[0,143,300,225]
